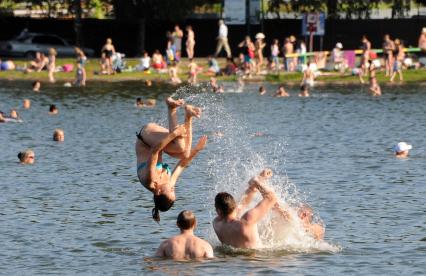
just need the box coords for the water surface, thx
[0,81,425,275]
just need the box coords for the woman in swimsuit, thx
[101,38,116,74]
[135,97,207,222]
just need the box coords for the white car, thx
[0,32,94,58]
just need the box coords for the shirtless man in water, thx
[156,210,214,259]
[213,169,277,249]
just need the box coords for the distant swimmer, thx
[393,142,412,158]
[299,84,310,97]
[274,85,289,97]
[0,112,5,123]
[135,97,144,108]
[213,169,277,249]
[53,129,64,142]
[23,99,31,109]
[258,85,266,95]
[136,97,207,222]
[156,210,214,260]
[18,149,35,164]
[32,80,41,92]
[144,99,156,107]
[49,104,58,115]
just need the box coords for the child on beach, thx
[270,39,280,73]
[187,59,199,84]
[169,62,182,85]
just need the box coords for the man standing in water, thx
[156,210,214,259]
[213,169,277,249]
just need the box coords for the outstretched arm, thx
[241,169,277,225]
[170,135,207,188]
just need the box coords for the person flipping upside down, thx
[135,97,207,222]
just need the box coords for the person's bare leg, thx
[166,97,186,152]
[183,104,202,158]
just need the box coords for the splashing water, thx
[172,85,341,254]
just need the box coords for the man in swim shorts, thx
[213,169,277,249]
[156,210,214,259]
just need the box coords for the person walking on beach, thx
[214,19,232,58]
[101,38,116,74]
[135,98,207,222]
[270,39,280,73]
[185,25,195,59]
[213,169,278,249]
[156,210,214,259]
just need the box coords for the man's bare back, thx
[156,210,214,260]
[156,232,213,259]
[213,169,277,249]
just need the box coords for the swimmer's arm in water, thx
[241,169,277,225]
[147,125,186,185]
[170,135,208,187]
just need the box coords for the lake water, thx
[0,81,425,275]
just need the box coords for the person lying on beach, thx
[156,210,214,260]
[136,97,207,222]
[213,169,277,249]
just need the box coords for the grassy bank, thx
[1,57,426,85]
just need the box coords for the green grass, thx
[266,69,426,85]
[1,57,425,85]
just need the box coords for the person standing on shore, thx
[283,38,294,71]
[47,48,57,83]
[214,20,232,58]
[383,34,395,77]
[185,25,195,59]
[173,25,184,61]
[361,35,371,77]
[390,39,405,83]
[255,33,266,75]
[101,38,116,75]
[418,28,426,52]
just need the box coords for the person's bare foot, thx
[185,105,202,118]
[166,97,185,109]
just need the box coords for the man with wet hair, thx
[156,210,214,259]
[213,169,277,249]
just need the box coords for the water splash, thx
[172,85,341,254]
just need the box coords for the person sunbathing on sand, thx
[136,97,207,222]
[213,169,277,249]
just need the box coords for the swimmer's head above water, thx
[394,142,412,158]
[18,149,35,164]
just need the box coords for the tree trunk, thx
[327,0,338,19]
[137,17,146,56]
[74,0,82,47]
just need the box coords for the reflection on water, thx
[0,81,425,274]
